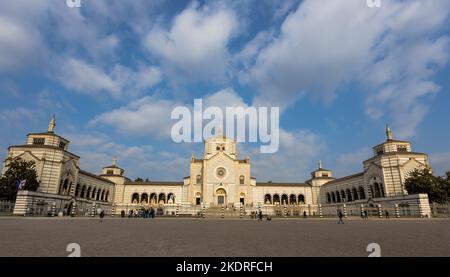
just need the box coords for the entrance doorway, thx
[216,188,227,206]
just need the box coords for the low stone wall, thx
[320,193,431,218]
[13,190,112,216]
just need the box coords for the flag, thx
[16,180,26,190]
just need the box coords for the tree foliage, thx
[404,168,449,203]
[0,158,40,201]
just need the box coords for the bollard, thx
[51,202,56,217]
[394,203,400,218]
[377,204,382,218]
[343,204,347,218]
[90,203,96,217]
[283,204,287,218]
[71,202,77,217]
[360,204,365,218]
[239,205,243,218]
[24,204,28,217]
[176,204,179,217]
[202,204,206,218]
[221,205,225,218]
[318,204,323,218]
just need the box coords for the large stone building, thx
[2,117,431,217]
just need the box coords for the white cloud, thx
[243,0,450,137]
[89,96,179,139]
[144,3,238,82]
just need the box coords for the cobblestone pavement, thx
[0,217,448,257]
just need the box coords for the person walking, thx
[303,211,307,218]
[121,210,125,218]
[338,211,344,224]
[385,210,390,219]
[258,211,263,221]
[99,210,105,223]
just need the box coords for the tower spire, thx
[318,160,323,169]
[386,124,393,140]
[112,156,117,166]
[48,114,55,133]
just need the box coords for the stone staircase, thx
[205,206,248,218]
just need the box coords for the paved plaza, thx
[0,217,448,257]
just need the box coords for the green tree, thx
[0,158,40,201]
[404,168,449,203]
[134,177,144,182]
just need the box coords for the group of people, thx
[120,208,156,218]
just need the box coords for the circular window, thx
[216,167,227,179]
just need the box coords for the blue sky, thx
[1,0,450,182]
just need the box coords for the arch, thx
[91,188,97,199]
[105,191,109,202]
[346,188,352,202]
[359,186,366,200]
[150,193,157,204]
[331,192,336,203]
[369,185,375,198]
[196,175,201,185]
[281,194,288,205]
[289,194,297,205]
[61,179,69,195]
[216,188,227,205]
[352,187,359,200]
[378,183,385,197]
[298,194,305,204]
[131,193,139,203]
[80,185,86,198]
[167,193,175,204]
[273,194,280,205]
[340,190,346,202]
[264,194,272,204]
[101,190,105,201]
[195,192,202,206]
[158,193,166,204]
[141,193,148,204]
[75,184,81,197]
[373,183,381,198]
[86,187,92,199]
[326,193,331,204]
[239,175,245,185]
[96,189,101,201]
[336,191,341,203]
[239,193,245,205]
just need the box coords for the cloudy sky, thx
[1,0,450,181]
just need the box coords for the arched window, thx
[158,193,166,204]
[86,187,91,199]
[289,194,297,205]
[131,193,139,203]
[379,183,385,197]
[105,191,109,202]
[340,190,346,202]
[264,194,272,204]
[281,194,288,205]
[331,192,336,203]
[352,187,359,200]
[273,194,280,205]
[196,175,201,185]
[374,183,381,198]
[240,193,245,205]
[298,194,305,204]
[336,191,341,203]
[101,190,105,201]
[195,193,201,205]
[359,186,366,200]
[346,189,352,202]
[167,193,175,203]
[141,193,148,203]
[75,184,81,197]
[91,188,97,199]
[96,189,101,201]
[80,185,86,198]
[150,193,157,204]
[327,193,331,203]
[239,175,245,185]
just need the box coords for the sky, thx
[0,0,450,182]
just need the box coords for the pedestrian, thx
[338,211,344,224]
[128,209,133,218]
[303,211,307,218]
[99,210,105,223]
[121,210,125,218]
[258,211,263,221]
[385,210,390,219]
